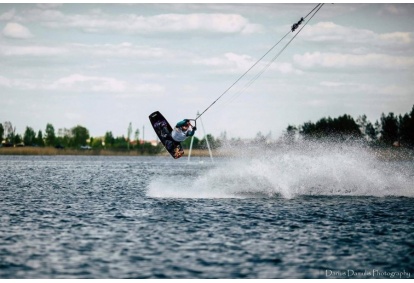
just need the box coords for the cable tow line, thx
[195,3,324,122]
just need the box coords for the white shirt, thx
[171,127,190,142]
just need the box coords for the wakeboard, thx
[149,111,184,159]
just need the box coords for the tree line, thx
[0,122,158,152]
[0,121,221,152]
[1,104,413,151]
[284,104,414,148]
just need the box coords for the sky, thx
[1,3,414,140]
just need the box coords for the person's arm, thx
[186,127,197,137]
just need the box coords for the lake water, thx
[1,143,413,278]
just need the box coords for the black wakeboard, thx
[149,111,184,159]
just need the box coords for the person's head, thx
[181,122,190,131]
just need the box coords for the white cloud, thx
[307,99,329,107]
[0,75,12,87]
[300,22,373,43]
[49,74,127,92]
[2,22,33,39]
[320,81,348,87]
[36,4,63,10]
[0,73,166,95]
[194,52,302,75]
[0,45,67,56]
[319,81,373,93]
[378,4,413,16]
[0,75,36,89]
[19,9,65,22]
[193,52,255,73]
[379,32,412,44]
[319,81,413,97]
[294,52,414,70]
[273,62,303,74]
[15,9,262,35]
[73,42,169,59]
[299,22,413,51]
[64,112,82,121]
[0,9,15,21]
[0,41,170,59]
[383,4,401,15]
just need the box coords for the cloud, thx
[320,81,348,87]
[319,81,371,92]
[194,52,276,76]
[0,75,36,89]
[15,9,262,35]
[73,42,169,59]
[0,45,67,56]
[294,52,414,70]
[2,22,33,39]
[378,4,414,16]
[0,75,12,87]
[36,4,63,10]
[0,41,169,59]
[299,22,413,52]
[272,62,303,75]
[0,73,165,95]
[49,74,127,92]
[378,32,412,44]
[0,9,15,21]
[64,112,82,121]
[319,81,413,97]
[194,52,302,75]
[307,99,329,107]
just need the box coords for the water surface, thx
[1,149,413,278]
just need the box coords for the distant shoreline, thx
[0,146,413,161]
[0,147,216,157]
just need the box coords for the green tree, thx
[356,114,376,141]
[23,126,36,146]
[14,134,22,145]
[36,130,45,147]
[127,122,132,150]
[199,134,220,149]
[139,141,163,154]
[332,114,362,138]
[299,115,361,140]
[399,105,414,148]
[314,117,333,137]
[3,121,14,144]
[253,131,268,144]
[70,125,89,147]
[104,131,115,148]
[300,121,318,138]
[181,136,200,149]
[56,128,71,148]
[284,125,297,143]
[45,123,56,146]
[91,137,104,149]
[0,123,4,143]
[134,129,140,143]
[113,136,128,149]
[365,122,377,142]
[380,113,399,145]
